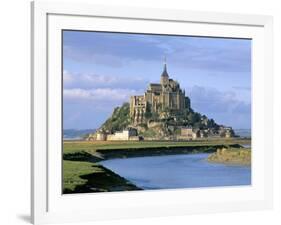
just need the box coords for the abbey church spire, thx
[161,56,169,78]
[161,57,169,85]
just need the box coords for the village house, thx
[92,127,139,141]
[107,127,138,141]
[180,127,199,140]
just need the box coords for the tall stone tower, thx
[160,59,169,85]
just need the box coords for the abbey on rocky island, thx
[88,59,235,141]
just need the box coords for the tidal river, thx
[100,153,251,190]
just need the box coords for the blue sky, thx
[63,30,251,129]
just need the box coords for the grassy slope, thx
[100,103,131,133]
[63,161,141,193]
[63,161,102,191]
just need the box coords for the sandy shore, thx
[207,147,251,166]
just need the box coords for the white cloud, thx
[189,85,250,112]
[63,88,141,102]
[63,70,74,83]
[188,85,251,128]
[63,70,148,90]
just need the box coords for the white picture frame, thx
[31,1,274,224]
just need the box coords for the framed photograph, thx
[31,1,273,224]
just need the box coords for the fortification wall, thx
[107,131,129,141]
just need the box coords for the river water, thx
[100,153,251,190]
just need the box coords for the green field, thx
[63,160,101,192]
[63,138,251,194]
[63,160,141,193]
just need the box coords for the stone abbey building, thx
[130,62,191,124]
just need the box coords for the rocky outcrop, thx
[87,100,235,140]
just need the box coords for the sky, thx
[63,30,251,130]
